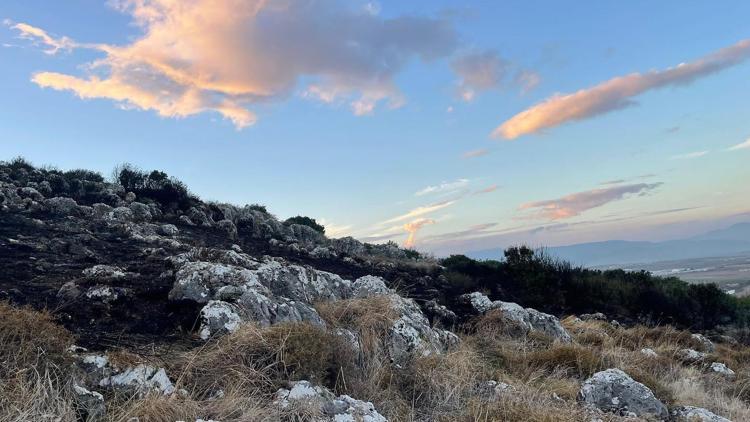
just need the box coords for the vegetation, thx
[114,164,195,211]
[441,246,750,330]
[4,299,750,421]
[284,215,325,234]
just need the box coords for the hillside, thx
[469,224,750,267]
[3,158,750,421]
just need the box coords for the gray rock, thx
[578,368,668,419]
[124,191,136,202]
[709,362,735,378]
[216,219,238,239]
[178,215,195,226]
[159,224,179,236]
[99,365,175,396]
[677,348,707,364]
[44,197,78,215]
[671,406,731,422]
[57,281,81,300]
[692,333,716,353]
[274,381,386,422]
[106,206,134,222]
[73,384,105,421]
[128,202,152,222]
[18,186,44,202]
[640,348,658,358]
[82,264,126,279]
[187,207,212,227]
[580,312,607,321]
[460,292,572,343]
[198,300,243,340]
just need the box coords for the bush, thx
[114,164,194,210]
[284,215,325,234]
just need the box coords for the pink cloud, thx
[519,183,662,220]
[493,39,750,139]
[12,0,457,128]
[403,218,435,248]
[461,148,490,159]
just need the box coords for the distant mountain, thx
[468,223,750,266]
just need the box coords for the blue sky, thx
[1,1,749,255]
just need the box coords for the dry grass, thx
[3,300,750,421]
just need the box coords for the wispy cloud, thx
[382,200,456,224]
[318,219,353,238]
[493,39,750,139]
[727,138,750,151]
[403,218,435,248]
[461,148,489,159]
[451,50,508,101]
[664,126,681,134]
[6,21,75,54]
[415,179,469,196]
[514,69,541,94]
[11,0,458,128]
[474,184,498,194]
[599,179,626,186]
[519,183,663,220]
[670,150,709,160]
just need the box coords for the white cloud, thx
[494,39,750,139]
[382,200,455,225]
[727,138,750,151]
[670,150,709,160]
[415,178,469,196]
[12,0,458,128]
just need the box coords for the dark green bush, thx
[114,164,194,211]
[284,215,325,234]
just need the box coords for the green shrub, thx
[284,215,325,234]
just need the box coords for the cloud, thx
[670,150,709,160]
[514,69,541,94]
[727,138,750,151]
[382,199,455,224]
[493,39,750,139]
[599,179,626,186]
[415,178,469,196]
[664,126,681,134]
[7,21,75,54]
[318,219,353,238]
[403,218,435,248]
[461,148,489,159]
[12,0,458,128]
[519,183,662,220]
[474,184,498,194]
[451,50,508,101]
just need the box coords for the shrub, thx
[114,164,194,210]
[284,215,325,234]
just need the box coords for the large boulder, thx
[353,275,459,364]
[460,292,571,343]
[578,368,668,419]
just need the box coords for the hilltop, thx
[2,157,750,421]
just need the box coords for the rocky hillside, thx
[2,158,750,421]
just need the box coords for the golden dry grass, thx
[4,299,750,421]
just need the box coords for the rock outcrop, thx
[274,380,387,422]
[460,292,572,343]
[671,406,731,422]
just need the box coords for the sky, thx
[1,0,749,256]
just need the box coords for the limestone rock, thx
[578,368,668,419]
[671,406,731,422]
[460,292,572,343]
[274,381,387,422]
